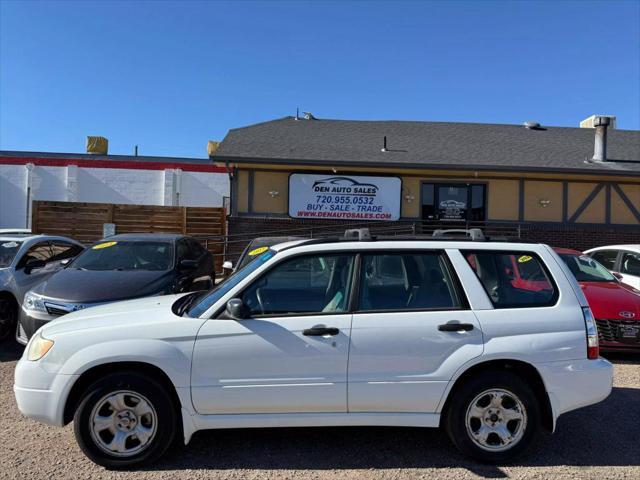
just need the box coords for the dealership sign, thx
[288,174,401,221]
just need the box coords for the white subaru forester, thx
[14,230,612,468]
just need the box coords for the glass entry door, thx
[421,183,486,222]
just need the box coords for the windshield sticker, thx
[518,255,533,263]
[92,241,118,250]
[1,242,19,248]
[249,246,269,256]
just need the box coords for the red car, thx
[503,248,640,351]
[554,248,640,352]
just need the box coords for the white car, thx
[584,245,640,289]
[14,230,612,468]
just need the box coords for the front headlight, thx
[27,333,54,361]
[23,291,46,312]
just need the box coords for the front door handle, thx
[438,323,474,332]
[303,326,340,336]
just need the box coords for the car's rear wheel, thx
[0,295,18,343]
[444,371,540,463]
[73,372,177,469]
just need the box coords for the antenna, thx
[134,145,138,156]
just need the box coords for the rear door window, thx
[358,252,464,311]
[590,250,619,271]
[621,251,640,276]
[463,251,557,308]
[50,241,83,262]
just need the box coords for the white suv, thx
[14,230,612,468]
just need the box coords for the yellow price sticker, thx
[92,241,118,250]
[248,246,269,256]
[518,255,533,263]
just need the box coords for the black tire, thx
[73,372,178,469]
[0,294,18,343]
[444,370,541,464]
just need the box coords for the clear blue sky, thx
[1,0,639,158]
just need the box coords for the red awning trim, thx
[0,156,228,173]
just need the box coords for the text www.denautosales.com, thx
[297,211,393,219]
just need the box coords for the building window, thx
[421,183,486,222]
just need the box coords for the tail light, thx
[582,307,599,359]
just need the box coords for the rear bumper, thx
[538,357,613,418]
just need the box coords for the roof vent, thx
[580,115,617,129]
[523,121,541,130]
[591,116,611,162]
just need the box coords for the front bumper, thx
[14,357,79,426]
[16,308,57,345]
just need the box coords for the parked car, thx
[555,248,640,352]
[14,230,612,468]
[223,236,306,272]
[0,233,84,343]
[16,233,213,344]
[584,245,640,289]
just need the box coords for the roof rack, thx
[343,228,372,241]
[432,228,486,241]
[278,227,535,252]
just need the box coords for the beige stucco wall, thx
[576,187,606,224]
[523,181,563,222]
[401,176,420,218]
[236,170,249,213]
[251,171,289,214]
[612,184,640,225]
[234,165,639,225]
[487,179,520,220]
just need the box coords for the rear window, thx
[463,251,557,308]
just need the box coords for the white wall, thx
[0,165,28,228]
[0,163,229,229]
[77,168,166,205]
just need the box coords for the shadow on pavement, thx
[0,340,23,363]
[602,351,640,364]
[142,385,638,475]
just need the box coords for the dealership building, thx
[212,115,640,250]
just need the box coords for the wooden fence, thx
[32,201,227,271]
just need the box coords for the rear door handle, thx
[303,326,340,336]
[438,323,474,332]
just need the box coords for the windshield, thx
[0,240,22,268]
[186,249,276,317]
[70,240,174,271]
[559,253,616,282]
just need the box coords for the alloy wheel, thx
[465,388,527,452]
[89,390,158,458]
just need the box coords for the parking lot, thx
[0,341,637,480]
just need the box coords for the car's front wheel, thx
[73,372,178,469]
[444,371,541,463]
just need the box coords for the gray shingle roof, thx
[213,117,640,174]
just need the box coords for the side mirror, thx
[612,272,623,280]
[226,298,248,320]
[222,260,233,271]
[24,258,46,274]
[179,259,199,270]
[60,258,72,266]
